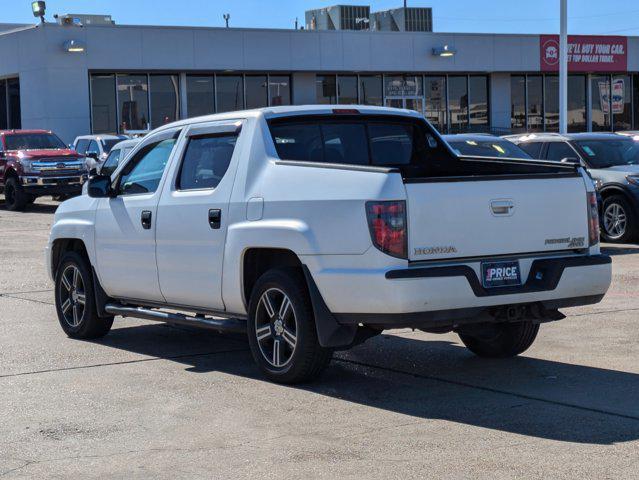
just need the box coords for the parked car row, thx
[0,131,142,211]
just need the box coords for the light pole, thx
[559,0,568,134]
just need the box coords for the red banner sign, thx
[540,35,627,72]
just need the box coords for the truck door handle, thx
[208,209,221,229]
[141,210,152,229]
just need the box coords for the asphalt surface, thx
[1,197,639,479]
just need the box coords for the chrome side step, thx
[104,304,246,334]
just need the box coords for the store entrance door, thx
[385,96,424,115]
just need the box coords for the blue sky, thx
[6,0,639,35]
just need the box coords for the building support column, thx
[489,73,511,133]
[179,73,188,119]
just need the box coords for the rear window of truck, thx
[269,116,439,169]
[268,115,577,179]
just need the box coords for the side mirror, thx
[561,157,580,164]
[88,174,114,198]
[85,150,99,159]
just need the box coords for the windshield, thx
[575,139,639,168]
[447,139,533,160]
[101,139,122,154]
[4,133,67,151]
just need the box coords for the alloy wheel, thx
[58,265,87,327]
[255,288,298,368]
[603,202,627,240]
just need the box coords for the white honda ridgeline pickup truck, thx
[47,106,612,383]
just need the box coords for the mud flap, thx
[302,265,358,348]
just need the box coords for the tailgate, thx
[406,175,589,261]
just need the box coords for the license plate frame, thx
[481,260,522,288]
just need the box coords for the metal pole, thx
[559,0,568,134]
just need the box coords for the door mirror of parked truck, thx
[87,174,114,198]
[85,150,99,159]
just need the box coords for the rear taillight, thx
[365,201,408,259]
[587,191,599,246]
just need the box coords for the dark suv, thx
[505,132,639,243]
[0,130,87,211]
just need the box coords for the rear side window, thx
[518,141,544,159]
[87,140,100,154]
[177,134,237,190]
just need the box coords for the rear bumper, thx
[304,252,612,326]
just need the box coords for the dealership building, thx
[0,8,638,143]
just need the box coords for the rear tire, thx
[54,251,114,339]
[458,321,539,358]
[247,268,332,384]
[601,195,636,243]
[4,177,28,211]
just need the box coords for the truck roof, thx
[150,105,423,135]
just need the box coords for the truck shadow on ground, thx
[95,323,639,445]
[0,199,58,215]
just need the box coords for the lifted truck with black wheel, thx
[0,130,87,211]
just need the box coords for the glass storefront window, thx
[567,75,586,132]
[269,75,291,106]
[359,75,382,106]
[613,75,632,131]
[117,74,149,132]
[337,75,358,104]
[527,75,543,132]
[7,78,20,129]
[316,75,337,104]
[591,75,611,131]
[0,80,7,130]
[216,75,244,113]
[544,76,559,132]
[245,75,268,109]
[91,74,117,134]
[469,76,488,130]
[384,75,422,97]
[186,75,215,118]
[511,75,526,132]
[150,75,179,129]
[424,76,446,132]
[448,76,468,133]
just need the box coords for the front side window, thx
[75,139,89,155]
[5,133,66,151]
[118,137,178,195]
[518,141,544,159]
[177,134,237,190]
[101,149,122,176]
[87,140,100,154]
[546,142,578,162]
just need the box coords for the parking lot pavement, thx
[2,198,639,479]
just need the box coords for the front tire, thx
[601,195,636,243]
[55,251,114,339]
[247,268,332,384]
[4,177,28,211]
[458,321,539,358]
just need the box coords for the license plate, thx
[481,260,521,288]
